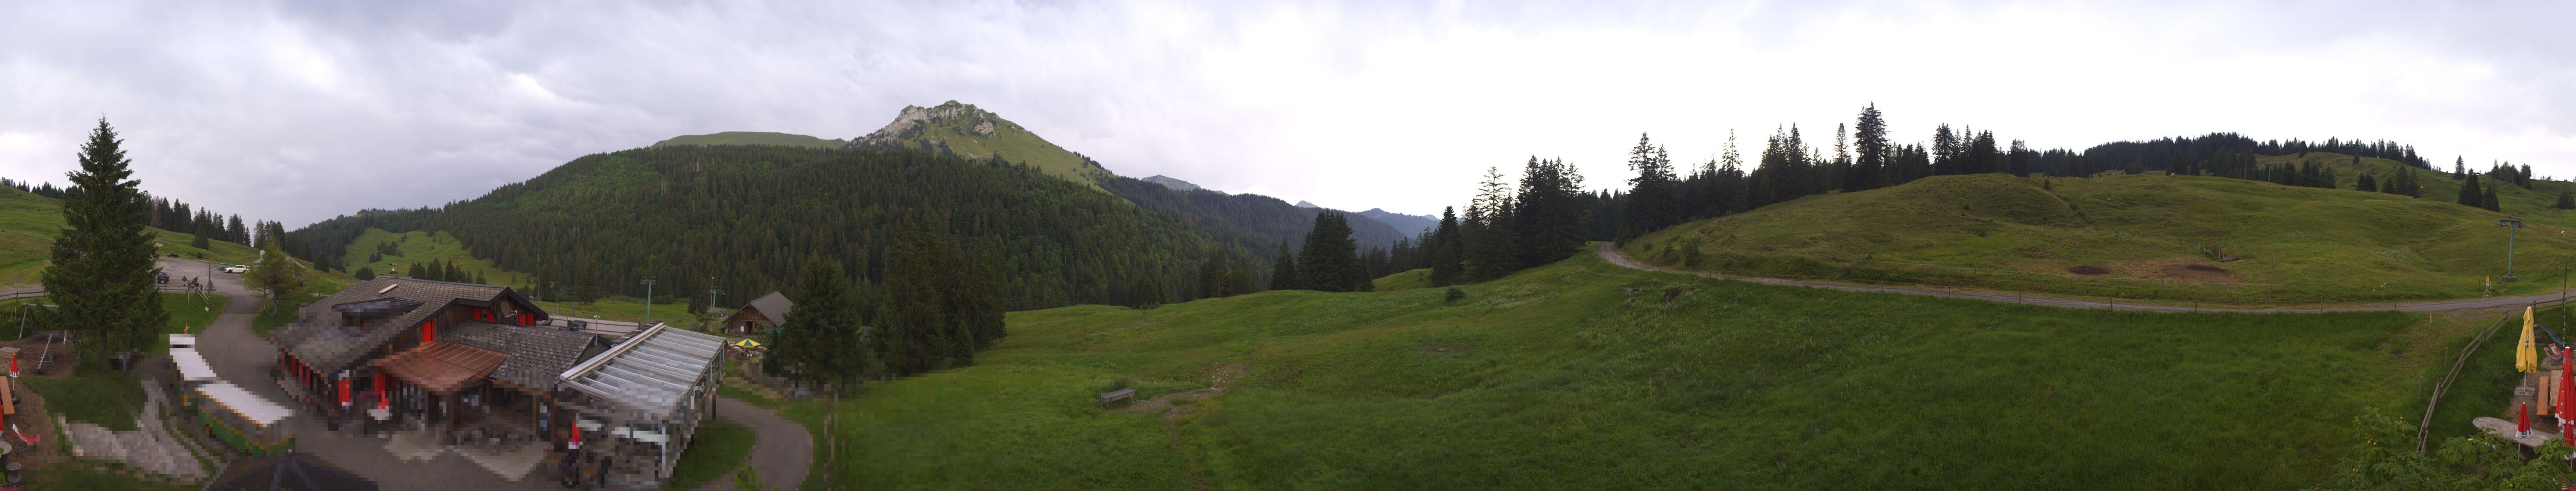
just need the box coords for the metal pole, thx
[641,276,656,325]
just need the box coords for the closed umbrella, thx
[2522,402,2533,434]
[2521,307,2541,372]
[2560,353,2572,440]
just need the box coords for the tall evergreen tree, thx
[1621,135,1679,241]
[1428,207,1463,287]
[1851,104,1889,190]
[1464,166,1520,281]
[2459,172,2482,206]
[1516,157,1591,268]
[878,223,950,374]
[1298,211,1363,292]
[44,118,166,362]
[1269,241,1300,291]
[770,258,865,389]
[2482,184,2501,212]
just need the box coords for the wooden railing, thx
[2417,296,2576,453]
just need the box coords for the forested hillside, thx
[281,145,1221,310]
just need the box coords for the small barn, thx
[722,291,793,335]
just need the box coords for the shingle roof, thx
[443,321,605,392]
[744,291,793,326]
[270,277,541,374]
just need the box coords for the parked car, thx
[222,265,248,274]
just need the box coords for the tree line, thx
[762,221,1007,389]
[0,177,264,248]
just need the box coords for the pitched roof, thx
[743,291,793,326]
[270,277,546,374]
[443,321,606,392]
[372,341,506,395]
[558,323,726,420]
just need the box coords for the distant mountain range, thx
[1354,209,1437,235]
[1143,175,1201,191]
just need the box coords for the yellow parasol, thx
[2518,306,2540,373]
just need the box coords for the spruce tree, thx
[1298,211,1362,292]
[877,224,949,375]
[2557,190,2575,210]
[2356,173,2375,192]
[44,118,166,362]
[2483,185,2501,212]
[1268,241,1300,291]
[772,258,865,389]
[2460,173,2482,206]
[1429,207,1463,287]
[1852,105,1889,191]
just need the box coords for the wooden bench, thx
[1097,387,1136,407]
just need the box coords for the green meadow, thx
[1627,166,2576,305]
[771,251,2441,490]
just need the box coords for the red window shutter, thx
[423,320,437,343]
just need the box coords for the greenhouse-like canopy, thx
[558,323,724,420]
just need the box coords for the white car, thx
[222,265,248,273]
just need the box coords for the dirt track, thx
[1592,244,2572,313]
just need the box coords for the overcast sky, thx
[4,0,2571,226]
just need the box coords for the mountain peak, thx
[844,101,1111,188]
[855,101,1027,146]
[1295,200,1321,209]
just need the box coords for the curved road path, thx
[167,257,810,491]
[1593,244,2572,313]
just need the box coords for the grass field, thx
[663,418,755,490]
[1371,268,1432,292]
[770,251,2441,490]
[23,370,145,432]
[0,184,258,286]
[1628,169,2576,304]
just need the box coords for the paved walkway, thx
[1594,244,2573,313]
[702,396,811,491]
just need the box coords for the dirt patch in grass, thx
[0,331,80,377]
[2065,265,2109,275]
[1415,344,1472,356]
[2102,257,2240,283]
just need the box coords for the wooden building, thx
[268,276,597,436]
[722,291,792,335]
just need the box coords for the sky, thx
[3,0,2572,226]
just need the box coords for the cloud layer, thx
[2,0,2570,226]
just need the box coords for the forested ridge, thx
[282,144,1223,310]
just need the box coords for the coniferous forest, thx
[281,145,1233,311]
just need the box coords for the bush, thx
[354,267,376,281]
[1444,287,1466,303]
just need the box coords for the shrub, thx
[1444,287,1466,303]
[354,267,376,281]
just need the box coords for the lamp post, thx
[641,276,656,325]
[707,275,724,317]
[2501,219,2524,279]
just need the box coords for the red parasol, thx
[376,373,388,410]
[2523,403,2534,433]
[338,377,350,407]
[2560,352,2573,440]
[568,423,582,449]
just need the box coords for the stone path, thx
[56,376,208,479]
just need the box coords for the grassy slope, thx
[664,418,755,490]
[0,184,257,285]
[1628,170,2576,304]
[341,228,674,323]
[17,292,229,432]
[654,131,847,149]
[781,252,2440,490]
[862,103,1115,190]
[1372,268,1432,292]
